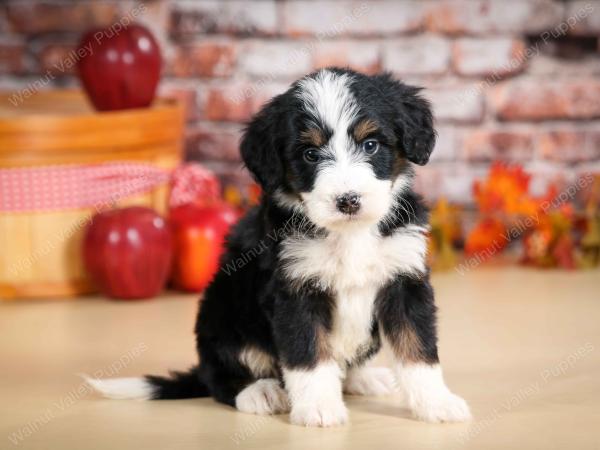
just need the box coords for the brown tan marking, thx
[353,119,379,142]
[300,128,326,147]
[392,324,425,363]
[238,346,277,378]
[392,154,409,178]
[316,326,333,361]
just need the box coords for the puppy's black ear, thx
[375,74,436,165]
[240,97,286,193]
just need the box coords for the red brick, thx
[185,124,242,162]
[0,43,25,74]
[238,41,312,79]
[452,38,527,77]
[426,0,564,35]
[383,36,451,76]
[160,85,200,123]
[491,79,600,121]
[528,55,600,77]
[312,40,381,74]
[170,0,277,38]
[429,126,458,162]
[413,164,487,204]
[526,165,575,198]
[426,85,485,124]
[250,82,290,113]
[136,0,170,36]
[592,132,600,159]
[539,130,599,163]
[6,2,120,33]
[281,1,424,37]
[171,42,235,78]
[38,44,78,76]
[412,165,443,202]
[566,1,600,35]
[463,129,535,162]
[198,81,289,125]
[200,84,255,122]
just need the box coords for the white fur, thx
[344,367,397,396]
[329,283,377,364]
[238,346,277,378]
[235,378,290,415]
[297,70,359,142]
[395,363,471,423]
[280,224,427,292]
[284,361,348,427]
[82,375,154,400]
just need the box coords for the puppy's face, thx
[241,68,435,232]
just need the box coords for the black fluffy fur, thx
[144,68,440,405]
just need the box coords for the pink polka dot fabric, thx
[0,162,217,213]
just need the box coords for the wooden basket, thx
[0,90,183,299]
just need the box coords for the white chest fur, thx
[280,225,427,363]
[329,284,378,363]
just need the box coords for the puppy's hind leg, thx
[203,343,289,416]
[235,378,290,415]
[198,342,255,409]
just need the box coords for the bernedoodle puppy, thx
[87,68,471,427]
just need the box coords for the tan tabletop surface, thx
[1,268,599,450]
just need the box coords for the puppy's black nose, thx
[336,192,361,215]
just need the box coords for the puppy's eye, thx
[361,139,379,155]
[303,148,320,163]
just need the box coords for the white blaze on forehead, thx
[297,70,359,162]
[296,70,394,230]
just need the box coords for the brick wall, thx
[1,0,599,204]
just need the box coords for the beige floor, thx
[1,268,599,450]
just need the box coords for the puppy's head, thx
[241,68,435,231]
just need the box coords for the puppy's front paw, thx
[235,379,290,415]
[290,399,348,427]
[344,367,397,396]
[411,391,471,423]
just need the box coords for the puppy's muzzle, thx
[336,192,361,215]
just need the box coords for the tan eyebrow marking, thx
[353,119,379,141]
[300,128,326,147]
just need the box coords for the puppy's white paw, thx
[411,391,471,423]
[235,379,290,415]
[344,367,397,396]
[290,399,348,427]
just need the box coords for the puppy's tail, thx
[82,366,210,400]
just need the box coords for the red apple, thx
[170,203,240,292]
[83,207,173,299]
[77,24,161,111]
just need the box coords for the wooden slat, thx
[0,214,34,283]
[0,89,184,156]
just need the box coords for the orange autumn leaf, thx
[473,162,534,215]
[464,218,507,258]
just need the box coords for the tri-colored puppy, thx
[88,68,471,427]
